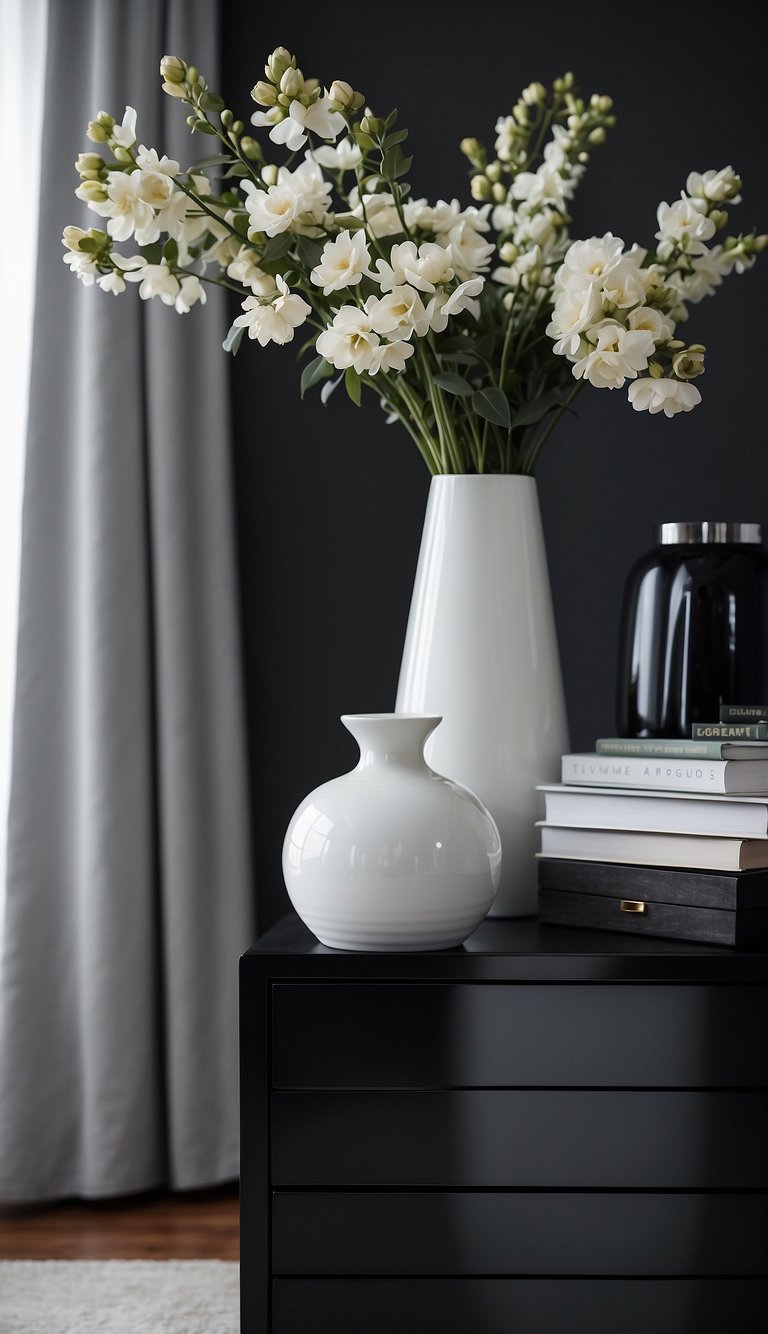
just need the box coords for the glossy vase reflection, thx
[617,523,768,738]
[396,476,569,917]
[282,714,501,951]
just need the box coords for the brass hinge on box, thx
[620,899,647,914]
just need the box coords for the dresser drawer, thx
[271,1089,768,1188]
[273,1278,768,1334]
[272,1192,768,1275]
[272,982,768,1088]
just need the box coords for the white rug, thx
[0,1260,239,1333]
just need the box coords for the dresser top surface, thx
[243,914,768,981]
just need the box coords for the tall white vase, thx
[396,475,569,916]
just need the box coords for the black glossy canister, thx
[616,521,768,739]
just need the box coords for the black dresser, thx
[240,913,768,1334]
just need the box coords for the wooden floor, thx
[0,1184,239,1260]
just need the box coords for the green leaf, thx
[162,236,179,265]
[354,131,376,150]
[321,374,342,405]
[192,120,218,136]
[439,351,480,368]
[189,154,235,170]
[300,355,332,398]
[296,236,324,269]
[393,153,413,178]
[384,109,398,130]
[223,321,245,356]
[199,91,225,113]
[511,391,561,428]
[140,243,163,265]
[344,366,362,407]
[384,128,408,147]
[224,162,250,178]
[261,231,293,261]
[472,386,511,429]
[433,372,474,397]
[231,213,250,237]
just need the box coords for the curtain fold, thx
[0,0,254,1200]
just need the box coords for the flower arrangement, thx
[63,48,765,475]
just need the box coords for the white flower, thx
[125,261,180,305]
[511,162,571,213]
[572,321,656,389]
[88,170,159,244]
[227,246,278,295]
[311,229,374,294]
[367,286,428,339]
[628,376,702,416]
[374,240,454,294]
[111,106,137,149]
[135,145,180,209]
[547,281,605,356]
[316,305,380,372]
[494,115,518,163]
[685,166,741,204]
[63,250,98,285]
[312,136,362,171]
[348,189,402,238]
[369,340,415,374]
[175,275,207,313]
[626,306,674,342]
[542,124,572,172]
[491,202,516,233]
[62,226,90,251]
[280,155,333,233]
[233,274,311,346]
[448,219,495,278]
[424,277,485,333]
[656,194,716,257]
[600,257,647,310]
[405,197,491,241]
[243,179,299,237]
[97,270,126,294]
[251,95,344,152]
[555,233,625,291]
[161,189,211,259]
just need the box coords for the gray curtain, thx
[0,0,254,1200]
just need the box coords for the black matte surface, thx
[272,1279,768,1334]
[272,1191,768,1275]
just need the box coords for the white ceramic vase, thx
[396,475,569,917]
[282,713,501,951]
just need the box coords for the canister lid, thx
[658,521,764,545]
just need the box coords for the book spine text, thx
[693,722,768,740]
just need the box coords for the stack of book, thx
[537,704,768,947]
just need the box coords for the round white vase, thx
[396,476,569,917]
[282,713,501,951]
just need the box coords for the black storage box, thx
[537,859,768,948]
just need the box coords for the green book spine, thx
[693,722,768,740]
[720,704,768,722]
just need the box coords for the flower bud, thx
[351,91,366,111]
[160,55,187,84]
[231,119,244,136]
[329,79,354,110]
[499,242,518,263]
[266,47,293,82]
[588,127,606,145]
[252,80,277,107]
[240,136,263,161]
[113,146,133,163]
[709,209,728,230]
[221,108,233,127]
[360,113,381,136]
[262,163,278,186]
[304,78,320,96]
[522,81,547,106]
[513,101,530,126]
[470,174,492,202]
[755,234,768,252]
[492,182,507,203]
[76,152,104,178]
[75,179,107,204]
[280,67,304,99]
[648,362,665,379]
[186,66,200,86]
[485,160,502,183]
[87,120,108,142]
[62,225,89,251]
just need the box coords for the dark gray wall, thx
[223,0,768,927]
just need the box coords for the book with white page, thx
[537,824,768,871]
[538,785,768,838]
[561,753,768,794]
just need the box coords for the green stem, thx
[520,378,583,474]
